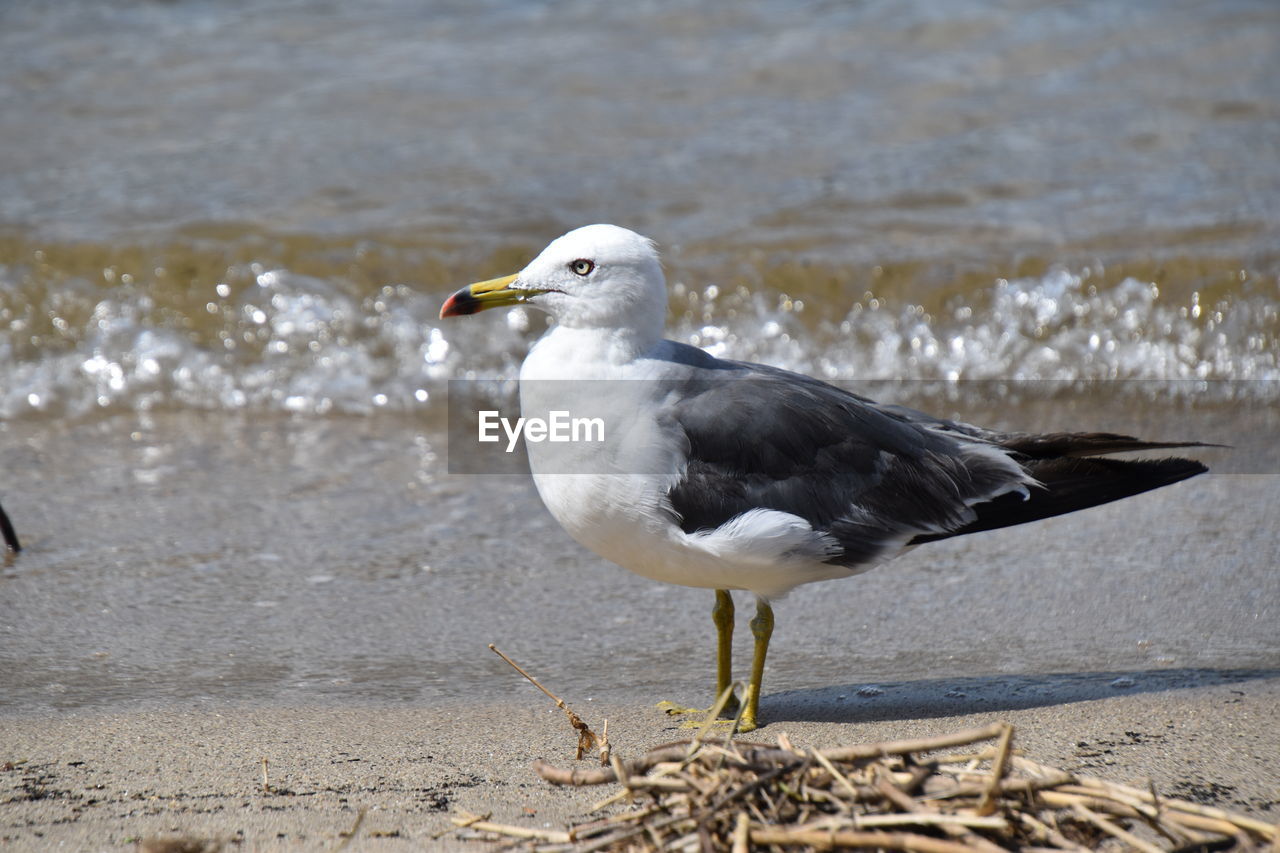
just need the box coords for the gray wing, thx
[656,353,1024,568]
[656,346,1208,568]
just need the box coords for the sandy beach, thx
[4,677,1278,850]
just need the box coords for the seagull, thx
[440,224,1209,732]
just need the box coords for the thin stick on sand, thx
[975,722,1014,816]
[489,644,602,762]
[332,808,366,852]
[450,811,571,844]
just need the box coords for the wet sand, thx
[2,412,1277,849]
[2,410,1275,711]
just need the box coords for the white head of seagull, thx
[440,224,666,343]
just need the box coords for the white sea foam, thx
[1,263,1275,420]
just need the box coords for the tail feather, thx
[909,454,1207,545]
[997,431,1222,459]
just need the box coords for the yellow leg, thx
[739,597,774,733]
[712,589,734,702]
[659,589,737,720]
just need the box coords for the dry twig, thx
[490,644,603,762]
[458,721,1276,851]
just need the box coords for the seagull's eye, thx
[570,259,595,277]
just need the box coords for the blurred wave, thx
[3,1,1277,419]
[2,232,1275,420]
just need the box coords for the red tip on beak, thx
[439,289,478,318]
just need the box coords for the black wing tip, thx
[1141,455,1209,486]
[0,500,20,554]
[1123,440,1230,454]
[1184,456,1210,475]
[907,453,1210,547]
[1025,453,1213,502]
[1001,432,1230,459]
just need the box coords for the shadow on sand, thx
[762,667,1279,724]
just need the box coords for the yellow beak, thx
[439,273,545,318]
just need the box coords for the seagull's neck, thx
[522,323,661,381]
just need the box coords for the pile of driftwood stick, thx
[451,721,1276,852]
